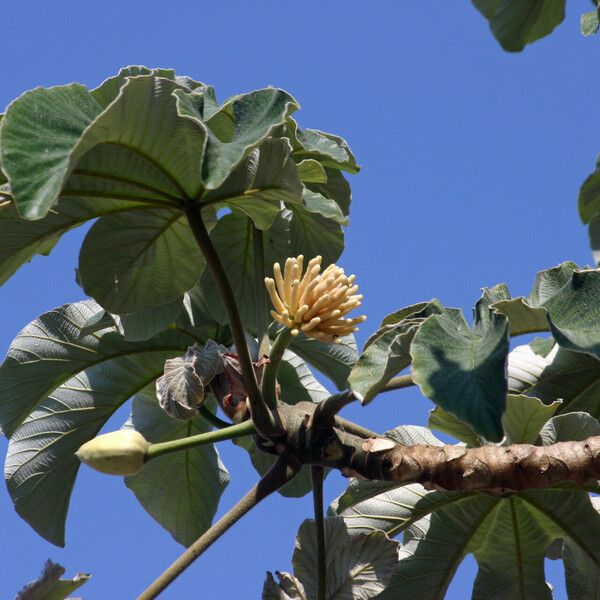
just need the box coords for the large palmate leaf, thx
[411,295,509,441]
[501,393,561,445]
[123,389,229,547]
[334,414,600,599]
[264,518,397,600]
[349,301,444,404]
[1,301,197,545]
[472,0,566,52]
[79,208,205,314]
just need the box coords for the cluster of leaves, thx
[0,66,358,551]
[4,65,600,600]
[268,261,600,598]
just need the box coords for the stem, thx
[146,420,256,461]
[252,225,270,359]
[137,456,299,600]
[381,374,415,393]
[311,465,327,600]
[262,327,295,409]
[199,405,232,430]
[185,204,277,435]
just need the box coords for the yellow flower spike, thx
[265,255,366,342]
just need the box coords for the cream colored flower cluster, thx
[265,255,366,341]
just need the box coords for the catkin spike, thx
[265,255,366,342]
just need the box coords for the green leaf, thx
[385,424,443,446]
[78,208,204,314]
[288,118,359,174]
[516,346,600,419]
[302,190,347,226]
[544,269,600,359]
[0,84,103,219]
[75,75,207,200]
[0,300,193,437]
[112,296,184,342]
[176,87,298,190]
[200,138,304,229]
[15,560,90,600]
[277,349,330,405]
[428,406,482,447]
[349,301,444,404]
[472,0,566,52]
[560,498,600,600]
[411,298,509,442]
[307,168,352,217]
[124,389,229,546]
[501,394,561,444]
[488,263,578,336]
[266,518,398,600]
[539,412,600,445]
[289,333,357,390]
[0,196,164,288]
[263,572,306,600]
[267,205,345,267]
[581,9,600,36]
[296,159,327,183]
[507,343,556,393]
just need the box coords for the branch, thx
[311,465,326,600]
[185,204,279,436]
[137,456,299,600]
[146,420,255,461]
[322,430,600,493]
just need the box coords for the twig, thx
[146,420,256,461]
[185,204,279,436]
[311,465,327,600]
[137,456,299,600]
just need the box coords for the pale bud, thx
[76,430,149,476]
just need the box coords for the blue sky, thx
[0,2,596,598]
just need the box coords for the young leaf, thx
[501,394,561,445]
[123,389,229,547]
